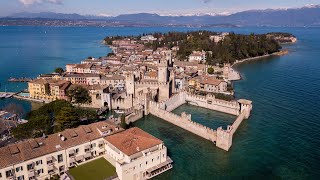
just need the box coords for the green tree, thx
[54,67,64,75]
[120,114,127,129]
[67,85,92,104]
[107,52,115,57]
[55,107,79,132]
[207,67,214,74]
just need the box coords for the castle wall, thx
[146,92,252,152]
[126,108,144,123]
[186,94,240,116]
[111,94,133,110]
[230,112,246,135]
[134,81,170,102]
[158,91,186,112]
[149,101,217,142]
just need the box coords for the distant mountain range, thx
[3,5,320,27]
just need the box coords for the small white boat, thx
[114,110,124,114]
[0,93,7,98]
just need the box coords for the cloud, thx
[19,0,63,5]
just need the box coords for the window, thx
[58,154,63,163]
[0,173,2,178]
[91,143,96,148]
[27,163,34,171]
[35,160,42,166]
[146,161,148,165]
[152,159,154,162]
[16,166,23,172]
[5,170,13,178]
[59,166,65,172]
[17,175,24,180]
[75,148,79,153]
[37,169,43,175]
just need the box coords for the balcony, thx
[146,158,173,179]
[48,165,55,175]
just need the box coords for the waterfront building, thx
[0,121,122,180]
[188,75,227,93]
[28,79,71,101]
[104,127,173,180]
[0,122,172,180]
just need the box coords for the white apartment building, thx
[188,51,206,63]
[0,121,122,180]
[104,128,173,180]
[140,35,157,42]
[0,123,172,180]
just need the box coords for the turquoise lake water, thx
[0,26,320,179]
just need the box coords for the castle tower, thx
[158,59,168,83]
[126,74,135,96]
[170,69,175,93]
[216,126,233,151]
[237,99,253,119]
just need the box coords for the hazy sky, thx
[0,0,319,16]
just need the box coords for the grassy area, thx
[69,158,116,180]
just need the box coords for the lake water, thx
[0,26,320,179]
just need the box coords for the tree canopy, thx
[11,100,97,140]
[207,67,214,74]
[104,31,282,65]
[67,85,92,104]
[54,67,64,75]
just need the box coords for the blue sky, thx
[0,0,319,16]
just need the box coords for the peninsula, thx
[0,30,296,180]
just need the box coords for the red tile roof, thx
[104,127,162,156]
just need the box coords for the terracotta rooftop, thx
[0,121,122,169]
[104,127,162,156]
[199,76,222,86]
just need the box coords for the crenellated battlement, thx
[135,81,168,86]
[149,100,217,142]
[146,91,253,152]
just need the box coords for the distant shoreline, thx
[231,49,289,67]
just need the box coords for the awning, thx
[69,149,75,154]
[75,155,84,161]
[46,156,53,161]
[84,153,92,159]
[146,157,173,173]
[28,171,35,177]
[48,166,54,171]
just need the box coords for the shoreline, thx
[231,49,289,68]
